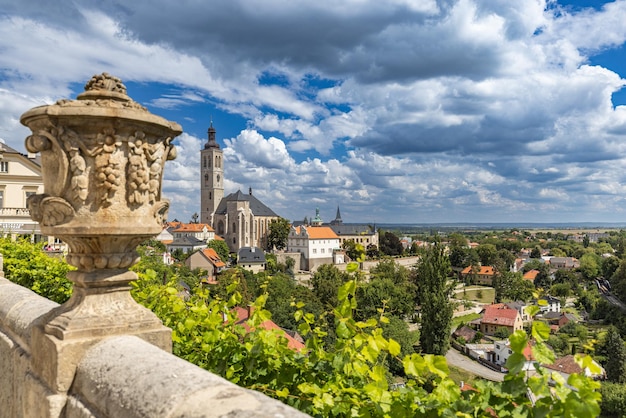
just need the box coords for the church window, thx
[203,156,207,168]
[232,222,236,232]
[204,173,209,184]
[217,174,220,185]
[209,192,212,200]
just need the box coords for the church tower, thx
[200,122,223,225]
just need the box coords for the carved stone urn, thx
[20,73,182,393]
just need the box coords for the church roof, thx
[214,190,278,217]
[329,224,376,235]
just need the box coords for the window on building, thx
[321,248,325,254]
[313,249,317,254]
[0,161,8,173]
[25,191,36,205]
[0,190,3,208]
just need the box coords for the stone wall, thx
[0,277,309,418]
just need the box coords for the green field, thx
[455,287,495,304]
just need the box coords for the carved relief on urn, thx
[20,73,182,271]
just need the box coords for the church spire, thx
[204,120,220,149]
[331,205,343,225]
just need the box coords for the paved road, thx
[445,348,504,382]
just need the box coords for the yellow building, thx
[0,143,45,240]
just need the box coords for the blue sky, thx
[1,0,626,225]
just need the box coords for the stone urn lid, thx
[21,73,182,133]
[20,73,182,241]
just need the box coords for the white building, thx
[287,225,341,271]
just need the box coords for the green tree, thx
[208,239,230,263]
[448,233,469,268]
[366,244,380,259]
[342,240,365,262]
[267,217,291,251]
[596,326,626,383]
[0,238,73,303]
[415,241,453,355]
[355,278,415,321]
[599,382,626,418]
[602,256,621,281]
[530,246,542,259]
[378,231,403,256]
[580,252,601,280]
[310,264,349,308]
[476,243,497,266]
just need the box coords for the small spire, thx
[204,119,219,149]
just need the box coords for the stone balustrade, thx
[0,277,308,417]
[0,207,31,216]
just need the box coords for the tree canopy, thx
[267,217,291,251]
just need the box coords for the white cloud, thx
[2,0,626,223]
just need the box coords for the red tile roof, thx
[461,266,495,276]
[295,226,339,239]
[523,270,539,281]
[481,304,520,327]
[543,355,583,375]
[173,223,214,233]
[200,248,225,268]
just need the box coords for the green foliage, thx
[579,253,601,280]
[310,264,350,308]
[0,238,73,303]
[267,217,291,251]
[415,241,453,355]
[342,240,366,262]
[208,239,231,263]
[3,235,605,417]
[476,243,498,266]
[129,272,602,417]
[378,231,403,256]
[599,382,626,417]
[595,326,626,383]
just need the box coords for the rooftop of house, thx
[543,354,603,377]
[169,236,206,246]
[198,248,225,268]
[522,269,539,281]
[172,223,214,233]
[238,247,266,263]
[461,265,495,276]
[293,225,340,240]
[481,304,521,327]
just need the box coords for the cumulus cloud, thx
[1,0,626,223]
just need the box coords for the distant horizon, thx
[327,221,626,230]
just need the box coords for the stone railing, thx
[0,73,310,417]
[0,207,31,216]
[0,278,308,417]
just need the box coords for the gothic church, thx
[200,123,279,252]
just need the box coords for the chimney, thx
[249,187,252,195]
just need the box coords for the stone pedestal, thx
[20,73,182,412]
